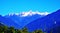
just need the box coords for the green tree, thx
[3,25,8,33]
[0,26,3,32]
[32,30,43,33]
[22,27,29,33]
[1,31,4,33]
[9,27,15,33]
[17,30,22,33]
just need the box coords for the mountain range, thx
[0,9,60,33]
[0,11,47,29]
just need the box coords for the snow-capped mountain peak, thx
[21,11,49,17]
[8,10,49,17]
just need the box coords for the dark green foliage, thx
[32,30,44,33]
[0,24,45,33]
[22,27,29,33]
[16,30,22,33]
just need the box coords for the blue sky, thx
[0,0,60,15]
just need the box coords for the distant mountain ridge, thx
[5,13,45,28]
[0,15,22,29]
[0,11,48,29]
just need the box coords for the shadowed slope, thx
[25,9,60,32]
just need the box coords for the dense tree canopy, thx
[0,25,45,33]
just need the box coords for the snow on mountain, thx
[20,11,49,17]
[8,10,49,17]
